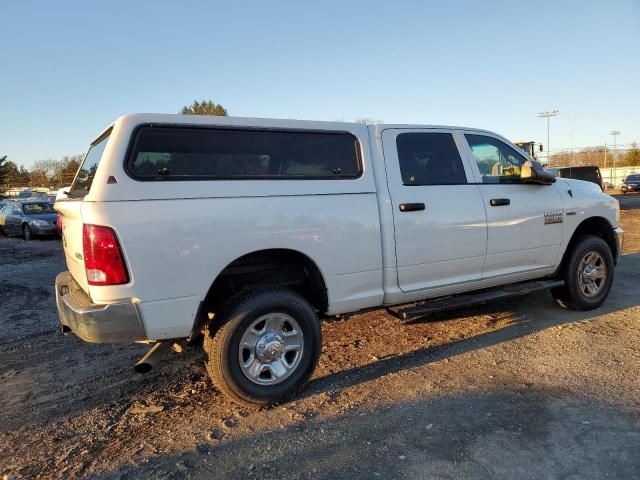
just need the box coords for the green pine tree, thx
[180,100,228,116]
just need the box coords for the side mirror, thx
[539,144,544,152]
[521,160,556,185]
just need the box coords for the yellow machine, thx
[515,141,543,160]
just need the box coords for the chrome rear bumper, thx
[55,271,146,343]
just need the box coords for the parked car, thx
[55,113,623,405]
[550,166,603,191]
[620,174,640,194]
[0,200,59,239]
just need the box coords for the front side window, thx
[396,132,467,185]
[465,134,528,184]
[69,130,111,197]
[127,126,361,180]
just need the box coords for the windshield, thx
[23,203,55,215]
[626,175,640,182]
[68,130,111,198]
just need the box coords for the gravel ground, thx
[1,195,639,479]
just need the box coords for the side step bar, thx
[387,279,565,320]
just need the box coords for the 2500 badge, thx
[544,210,564,224]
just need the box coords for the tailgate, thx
[54,126,113,295]
[55,199,89,294]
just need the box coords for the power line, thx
[537,142,637,153]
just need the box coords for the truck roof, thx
[96,113,495,144]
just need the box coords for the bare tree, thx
[549,144,640,168]
[29,155,83,187]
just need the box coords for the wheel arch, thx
[191,248,329,340]
[558,216,618,273]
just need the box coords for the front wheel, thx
[204,288,321,405]
[23,224,34,241]
[552,235,614,310]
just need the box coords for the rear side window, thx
[23,203,54,214]
[396,132,467,185]
[555,167,601,184]
[69,130,111,198]
[577,169,598,183]
[127,126,362,180]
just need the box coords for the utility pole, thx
[604,143,610,186]
[611,130,621,186]
[538,110,559,164]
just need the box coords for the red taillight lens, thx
[55,214,62,234]
[82,224,129,286]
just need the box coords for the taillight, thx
[82,224,129,286]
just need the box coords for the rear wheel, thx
[23,224,34,241]
[552,235,614,310]
[204,288,321,405]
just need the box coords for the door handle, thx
[399,203,426,212]
[490,198,510,207]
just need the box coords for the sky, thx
[1,0,639,168]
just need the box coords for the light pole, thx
[538,110,559,165]
[611,130,621,186]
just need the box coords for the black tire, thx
[552,235,614,310]
[23,224,34,241]
[203,287,321,405]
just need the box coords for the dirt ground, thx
[1,195,639,480]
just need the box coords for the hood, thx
[556,177,602,193]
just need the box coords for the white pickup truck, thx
[55,113,623,405]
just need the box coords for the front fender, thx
[554,179,620,265]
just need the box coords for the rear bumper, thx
[55,271,146,343]
[613,227,624,263]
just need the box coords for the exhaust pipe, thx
[134,342,172,373]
